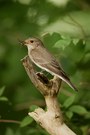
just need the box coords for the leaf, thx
[66,111,73,119]
[43,32,61,46]
[54,39,71,49]
[84,112,90,119]
[0,86,5,96]
[73,38,80,45]
[51,32,61,43]
[63,95,75,108]
[5,128,14,135]
[29,105,38,112]
[69,105,88,115]
[0,97,8,101]
[20,116,33,127]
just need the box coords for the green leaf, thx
[0,86,5,96]
[29,105,38,112]
[20,116,33,127]
[43,32,61,46]
[84,112,90,119]
[65,111,73,119]
[63,95,75,108]
[5,128,14,135]
[54,39,71,49]
[69,105,88,115]
[73,38,80,45]
[0,97,8,101]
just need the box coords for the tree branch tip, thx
[28,112,38,118]
[28,108,45,121]
[28,107,45,116]
[35,107,45,114]
[28,113,39,121]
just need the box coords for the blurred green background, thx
[0,0,90,135]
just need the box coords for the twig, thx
[0,119,20,124]
[21,55,77,135]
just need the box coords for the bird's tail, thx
[57,73,78,92]
[64,79,78,92]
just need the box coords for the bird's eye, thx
[30,40,34,43]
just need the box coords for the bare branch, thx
[21,56,77,135]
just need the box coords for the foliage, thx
[0,0,90,135]
[0,86,8,101]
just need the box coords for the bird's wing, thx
[39,59,78,91]
[42,58,70,81]
[30,47,69,80]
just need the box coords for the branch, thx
[21,56,77,135]
[0,119,20,124]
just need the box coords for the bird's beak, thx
[18,39,26,46]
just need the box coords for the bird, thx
[19,37,78,91]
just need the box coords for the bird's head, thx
[19,37,43,50]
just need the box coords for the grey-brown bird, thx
[20,37,78,91]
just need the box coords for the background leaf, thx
[63,95,75,108]
[0,97,8,102]
[0,86,5,96]
[69,105,88,115]
[54,39,71,49]
[65,111,73,119]
[20,116,33,127]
